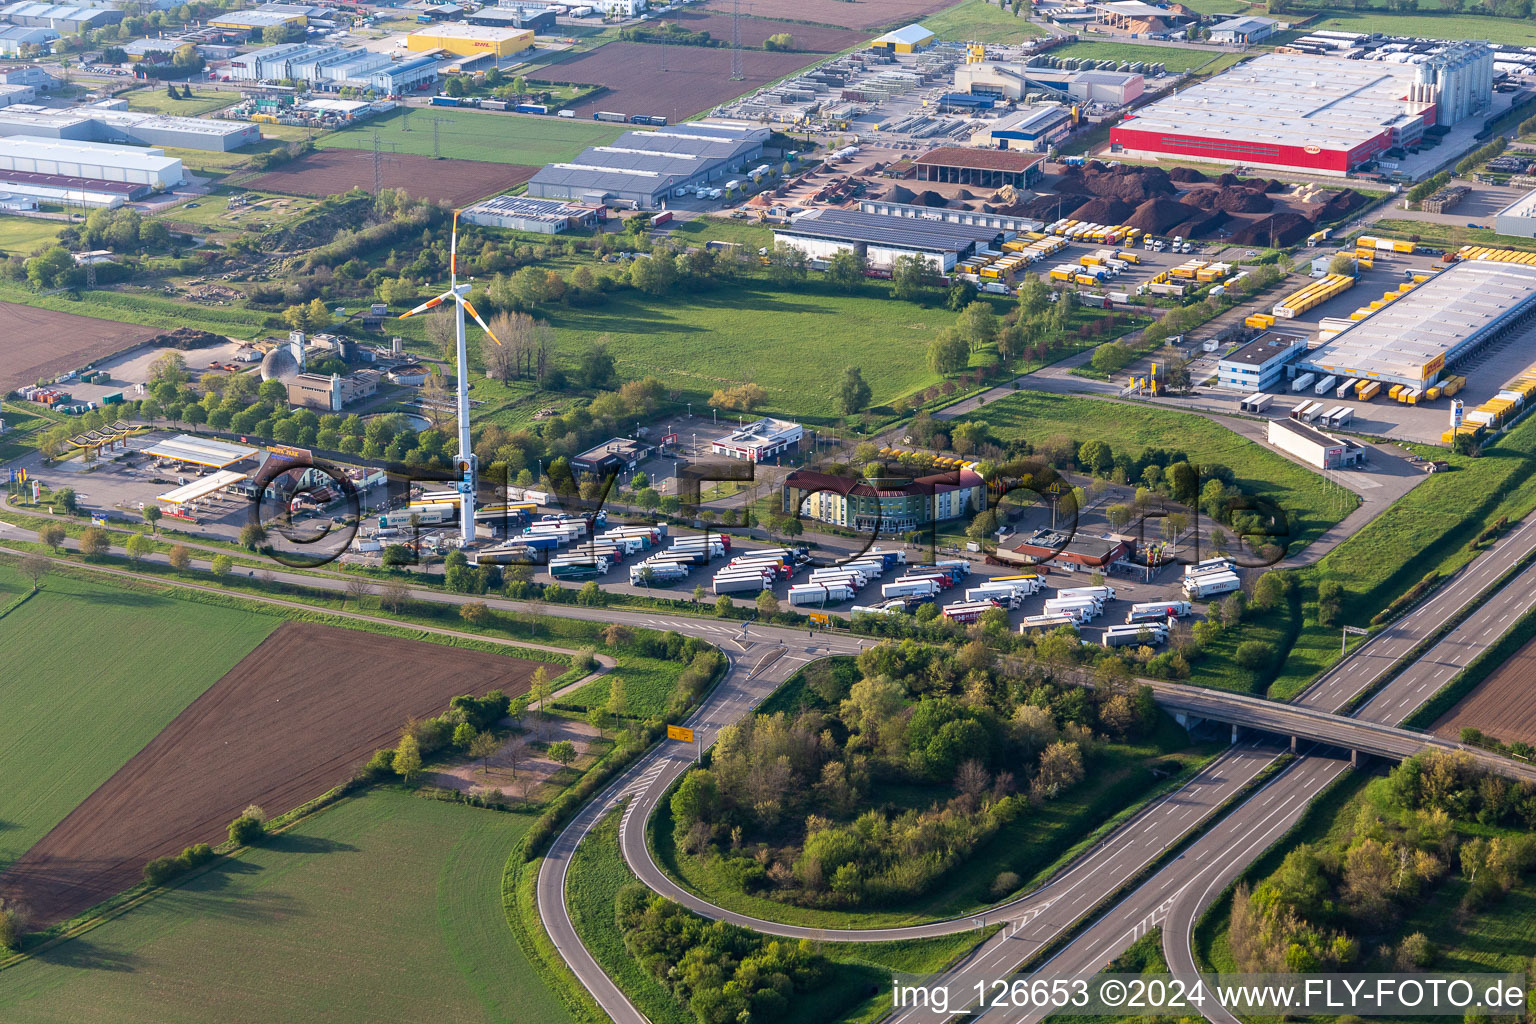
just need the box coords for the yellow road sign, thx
[807,613,831,626]
[667,724,695,743]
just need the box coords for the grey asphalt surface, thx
[971,519,1536,1024]
[6,500,1536,1024]
[878,511,1536,1024]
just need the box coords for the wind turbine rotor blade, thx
[463,300,503,346]
[398,292,451,318]
[450,209,459,278]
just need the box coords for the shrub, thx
[0,902,23,951]
[1235,640,1274,670]
[143,856,178,886]
[177,843,215,871]
[991,870,1022,899]
[228,814,265,846]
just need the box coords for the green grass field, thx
[922,0,1045,42]
[318,108,627,166]
[652,713,1215,929]
[563,654,690,718]
[1312,9,1536,46]
[568,809,989,1024]
[1049,41,1230,73]
[541,280,997,423]
[0,216,64,259]
[1249,414,1536,700]
[120,86,236,118]
[158,190,319,235]
[0,791,570,1024]
[0,280,272,340]
[955,392,1351,553]
[0,564,278,875]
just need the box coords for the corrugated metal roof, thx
[1302,261,1536,383]
[776,208,999,252]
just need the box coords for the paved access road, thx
[535,631,865,1024]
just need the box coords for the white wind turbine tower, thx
[399,211,502,545]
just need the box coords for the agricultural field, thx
[246,149,534,206]
[1311,9,1536,46]
[541,280,997,423]
[1,621,563,928]
[1048,41,1231,73]
[648,12,866,51]
[0,216,65,259]
[923,0,1046,42]
[0,565,278,882]
[0,300,159,393]
[318,107,625,167]
[700,0,957,30]
[119,86,237,117]
[955,392,1348,551]
[0,791,571,1024]
[1431,635,1536,748]
[529,43,814,122]
[0,281,270,344]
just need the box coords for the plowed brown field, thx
[0,623,559,927]
[0,301,156,393]
[246,149,533,206]
[1432,635,1536,748]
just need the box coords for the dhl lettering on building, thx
[407,24,533,58]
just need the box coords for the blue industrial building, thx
[1218,333,1307,391]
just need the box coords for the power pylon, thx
[728,0,740,79]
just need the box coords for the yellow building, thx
[870,23,934,53]
[407,24,533,58]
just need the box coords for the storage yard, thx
[0,623,562,929]
[246,148,535,206]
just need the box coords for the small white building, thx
[1206,15,1278,45]
[711,417,803,463]
[1266,418,1364,470]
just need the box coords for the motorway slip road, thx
[887,514,1536,1024]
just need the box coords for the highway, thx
[963,519,1536,1024]
[877,513,1536,1024]
[6,504,1536,1024]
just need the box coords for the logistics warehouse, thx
[1299,260,1536,389]
[1110,48,1492,175]
[528,121,767,210]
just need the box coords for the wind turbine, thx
[399,211,502,545]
